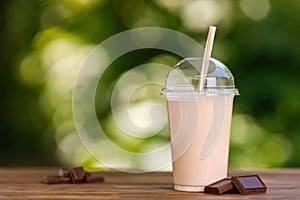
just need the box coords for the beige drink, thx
[167,96,234,192]
[163,57,238,192]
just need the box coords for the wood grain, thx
[0,168,299,199]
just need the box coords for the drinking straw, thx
[196,26,217,92]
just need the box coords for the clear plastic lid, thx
[163,58,239,98]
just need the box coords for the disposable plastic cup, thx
[162,58,239,192]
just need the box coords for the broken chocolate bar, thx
[43,176,71,184]
[43,166,105,185]
[231,175,267,195]
[204,178,233,195]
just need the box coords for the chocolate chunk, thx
[84,173,105,183]
[57,168,70,178]
[43,166,105,185]
[231,175,267,195]
[69,167,85,183]
[43,176,71,184]
[204,178,233,195]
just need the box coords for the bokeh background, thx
[1,0,300,169]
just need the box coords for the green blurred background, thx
[1,0,300,169]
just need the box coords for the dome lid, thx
[163,58,239,98]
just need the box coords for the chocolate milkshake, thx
[163,58,238,192]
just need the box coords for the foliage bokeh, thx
[1,0,300,169]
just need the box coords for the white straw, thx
[197,26,217,92]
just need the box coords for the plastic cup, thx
[162,58,239,192]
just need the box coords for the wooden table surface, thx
[0,168,299,199]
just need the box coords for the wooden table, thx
[0,168,299,199]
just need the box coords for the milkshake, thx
[163,58,238,192]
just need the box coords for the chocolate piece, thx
[231,175,267,195]
[43,166,105,185]
[204,178,233,195]
[69,167,85,183]
[84,173,105,183]
[43,176,71,184]
[57,168,70,178]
